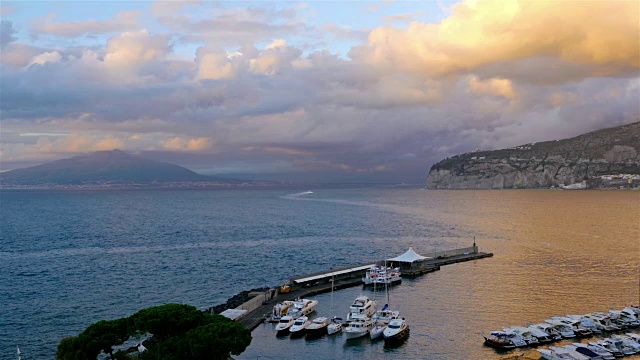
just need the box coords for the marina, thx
[229,243,493,331]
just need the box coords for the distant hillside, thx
[427,122,640,189]
[0,150,217,185]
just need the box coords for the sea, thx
[0,187,638,360]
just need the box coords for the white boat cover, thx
[387,247,429,263]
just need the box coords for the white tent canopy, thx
[387,247,430,263]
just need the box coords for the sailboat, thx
[17,346,22,360]
[380,257,410,345]
[327,276,343,335]
[370,259,400,340]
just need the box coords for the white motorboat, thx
[346,295,376,321]
[620,307,640,326]
[572,342,615,360]
[305,317,328,339]
[626,332,640,343]
[362,265,401,287]
[549,316,592,337]
[610,334,640,353]
[526,324,554,343]
[534,323,563,341]
[383,318,410,344]
[503,326,539,346]
[538,346,589,360]
[544,319,576,338]
[564,344,603,359]
[566,315,602,334]
[602,337,638,356]
[327,316,343,335]
[373,307,400,323]
[289,315,311,338]
[609,310,640,328]
[343,317,373,340]
[370,321,386,340]
[590,340,624,357]
[271,300,293,321]
[585,313,621,332]
[286,298,318,319]
[275,316,294,336]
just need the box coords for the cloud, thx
[162,136,212,151]
[31,11,141,37]
[468,76,516,99]
[27,51,62,66]
[104,29,172,69]
[1,20,17,49]
[355,0,640,82]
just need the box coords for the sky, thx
[1,0,639,183]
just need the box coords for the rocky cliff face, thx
[427,122,640,189]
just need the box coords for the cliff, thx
[426,122,640,189]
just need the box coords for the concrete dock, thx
[234,245,493,331]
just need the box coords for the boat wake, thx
[280,191,314,200]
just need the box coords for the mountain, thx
[426,122,640,189]
[0,150,216,185]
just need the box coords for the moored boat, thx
[289,315,311,338]
[346,295,376,321]
[362,265,401,287]
[482,332,516,349]
[271,300,293,321]
[286,298,318,319]
[383,318,410,344]
[344,317,373,340]
[327,316,343,335]
[275,316,294,336]
[305,317,328,339]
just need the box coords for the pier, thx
[226,245,494,330]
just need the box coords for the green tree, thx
[56,335,97,360]
[131,304,206,341]
[185,317,252,360]
[82,319,130,359]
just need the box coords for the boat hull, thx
[305,326,327,339]
[327,323,342,335]
[370,326,385,340]
[289,328,306,338]
[344,330,369,340]
[384,326,410,344]
[275,327,290,337]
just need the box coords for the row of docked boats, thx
[362,265,402,287]
[273,294,410,344]
[483,306,640,349]
[538,334,640,359]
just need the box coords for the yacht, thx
[526,324,555,343]
[289,316,311,338]
[609,309,640,328]
[482,331,517,349]
[383,318,410,344]
[534,323,563,341]
[286,298,318,319]
[566,315,603,334]
[327,316,343,335]
[584,313,621,332]
[544,319,577,338]
[271,300,293,321]
[626,332,640,343]
[549,316,592,337]
[346,295,376,321]
[503,326,539,346]
[373,307,400,323]
[572,343,615,360]
[620,307,640,326]
[538,346,589,360]
[343,317,373,340]
[362,265,401,287]
[305,317,328,339]
[603,337,638,356]
[564,344,605,359]
[610,335,640,353]
[275,316,295,336]
[590,340,624,357]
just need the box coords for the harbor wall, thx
[425,245,477,259]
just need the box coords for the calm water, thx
[0,188,638,359]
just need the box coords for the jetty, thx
[217,243,493,331]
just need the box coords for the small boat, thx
[572,342,615,360]
[327,316,343,335]
[544,319,577,338]
[289,316,311,338]
[538,346,589,360]
[619,307,640,327]
[565,315,602,334]
[482,332,517,349]
[626,332,640,343]
[590,340,624,358]
[503,326,539,346]
[286,298,318,319]
[383,318,410,344]
[609,310,640,328]
[610,334,640,353]
[305,317,328,339]
[275,316,294,336]
[346,295,376,321]
[564,344,603,359]
[344,317,373,340]
[549,317,592,338]
[370,320,386,340]
[526,324,555,343]
[271,300,293,321]
[584,313,621,332]
[534,323,563,341]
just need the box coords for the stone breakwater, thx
[427,122,640,189]
[205,287,270,314]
